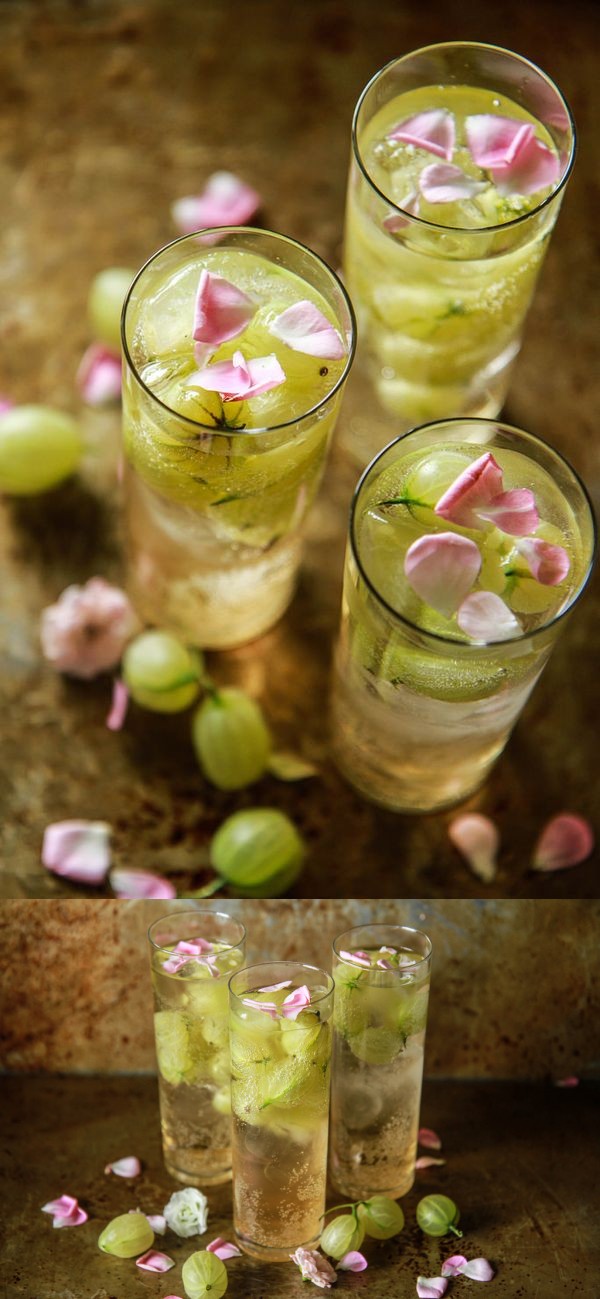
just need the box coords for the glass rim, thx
[148,907,246,957]
[333,923,432,970]
[351,40,576,236]
[349,417,597,651]
[229,960,334,1008]
[121,225,357,437]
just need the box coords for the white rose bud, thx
[163,1187,208,1238]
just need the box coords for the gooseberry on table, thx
[0,405,82,494]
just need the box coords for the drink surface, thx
[345,83,565,428]
[230,980,332,1258]
[330,946,429,1198]
[358,443,584,643]
[361,84,560,230]
[125,248,346,519]
[151,940,244,1184]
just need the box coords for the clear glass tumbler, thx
[122,227,355,647]
[343,42,575,458]
[329,924,432,1199]
[229,961,334,1260]
[330,419,596,812]
[148,908,246,1185]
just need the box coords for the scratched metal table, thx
[0,0,598,898]
[1,1075,598,1299]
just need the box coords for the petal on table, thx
[207,1238,242,1259]
[104,1156,141,1178]
[418,1128,442,1150]
[41,821,111,886]
[416,1277,448,1298]
[532,814,594,872]
[110,868,177,900]
[172,171,261,235]
[448,813,500,883]
[106,679,129,732]
[77,343,122,405]
[337,1252,368,1272]
[136,1250,175,1272]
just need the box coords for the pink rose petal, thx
[339,950,371,967]
[516,537,570,585]
[457,591,521,642]
[131,1210,167,1234]
[109,868,177,900]
[162,941,216,974]
[41,1195,88,1228]
[448,813,500,884]
[388,109,455,161]
[383,192,421,232]
[268,300,345,359]
[193,269,256,365]
[77,343,122,405]
[441,1256,468,1278]
[419,163,487,204]
[493,135,560,197]
[554,1075,580,1087]
[136,1250,175,1273]
[466,115,534,170]
[172,171,261,236]
[460,1258,495,1281]
[418,1128,442,1150]
[417,1278,448,1298]
[104,1156,141,1178]
[42,820,111,886]
[241,997,279,1019]
[405,532,482,618]
[337,1252,368,1272]
[466,114,560,196]
[187,349,285,402]
[434,452,504,529]
[532,814,594,872]
[41,577,139,679]
[259,981,293,993]
[0,396,15,415]
[207,1238,242,1260]
[415,1156,447,1169]
[106,679,129,731]
[282,985,312,1020]
[477,488,539,536]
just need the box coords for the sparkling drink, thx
[122,229,354,648]
[329,925,432,1199]
[343,43,574,457]
[148,910,246,1185]
[331,420,596,812]
[229,962,334,1261]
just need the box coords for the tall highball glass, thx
[229,961,334,1260]
[148,909,246,1185]
[331,419,596,812]
[122,228,355,647]
[329,924,432,1199]
[344,42,575,458]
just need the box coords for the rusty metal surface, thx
[1,1073,598,1298]
[1,898,598,1079]
[0,0,599,899]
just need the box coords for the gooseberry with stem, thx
[416,1194,462,1237]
